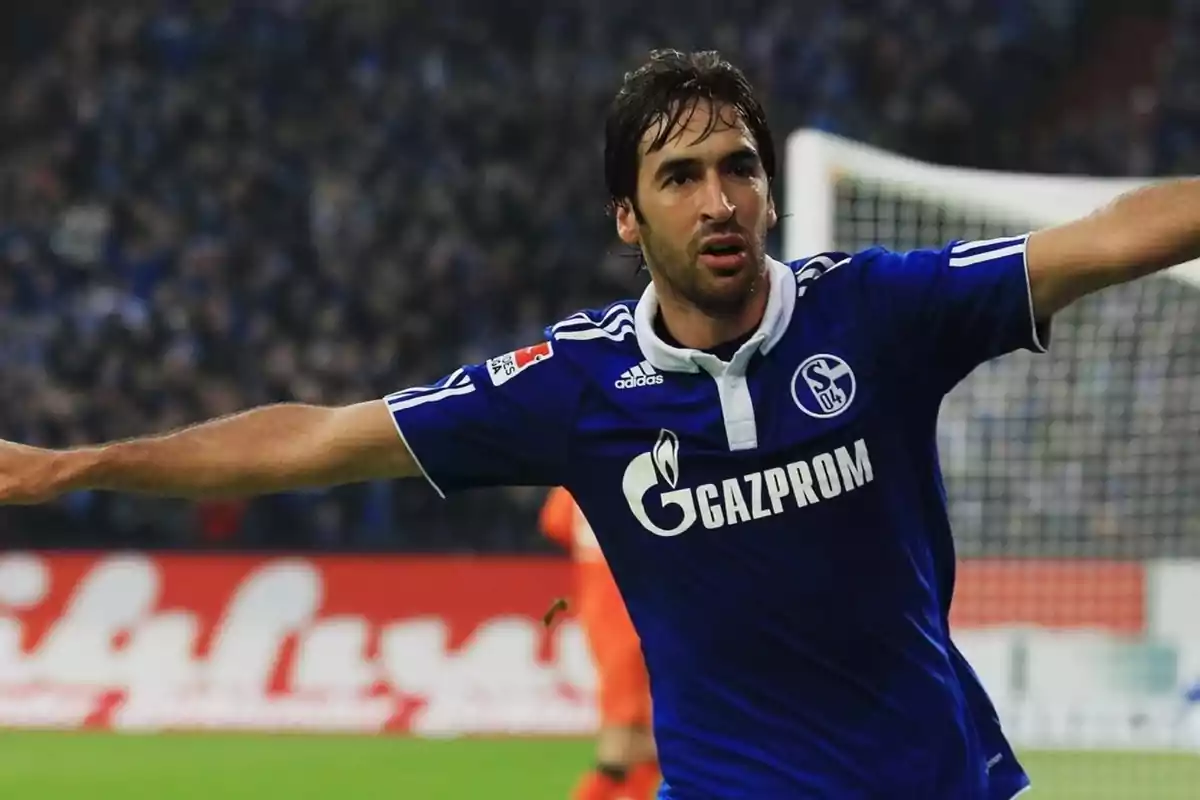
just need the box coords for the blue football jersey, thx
[387,235,1045,799]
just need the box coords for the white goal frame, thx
[783,128,1200,290]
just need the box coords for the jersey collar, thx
[634,256,796,376]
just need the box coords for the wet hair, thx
[603,49,776,220]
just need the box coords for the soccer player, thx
[541,487,659,800]
[0,49,1197,798]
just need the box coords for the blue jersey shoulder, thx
[784,250,863,302]
[542,298,640,353]
[785,245,926,304]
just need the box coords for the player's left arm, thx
[1025,177,1200,320]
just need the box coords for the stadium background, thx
[0,0,1198,797]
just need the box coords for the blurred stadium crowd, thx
[0,0,1196,554]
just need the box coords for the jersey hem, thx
[385,402,447,499]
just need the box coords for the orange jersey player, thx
[541,486,659,800]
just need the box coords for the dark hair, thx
[604,49,776,219]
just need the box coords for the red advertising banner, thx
[0,552,1148,734]
[0,552,591,734]
[951,559,1146,634]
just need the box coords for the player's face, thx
[615,100,777,317]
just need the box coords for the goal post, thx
[783,128,1200,289]
[782,130,1200,776]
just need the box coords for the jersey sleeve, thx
[383,340,580,496]
[857,234,1050,388]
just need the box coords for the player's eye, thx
[663,170,695,187]
[726,157,759,178]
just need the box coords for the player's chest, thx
[573,335,893,542]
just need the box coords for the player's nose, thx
[698,173,736,222]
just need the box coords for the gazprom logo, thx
[621,429,875,537]
[621,429,695,537]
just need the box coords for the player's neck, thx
[653,273,770,352]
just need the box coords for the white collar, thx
[634,256,795,376]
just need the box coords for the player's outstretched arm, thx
[0,401,418,505]
[1027,177,1200,319]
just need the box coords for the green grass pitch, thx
[0,731,1195,798]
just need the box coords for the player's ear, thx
[766,193,778,229]
[615,200,641,246]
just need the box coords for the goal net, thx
[784,130,1200,790]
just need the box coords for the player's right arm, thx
[0,339,580,505]
[0,401,419,504]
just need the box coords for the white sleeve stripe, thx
[555,325,635,342]
[552,307,620,331]
[599,312,634,332]
[383,370,469,402]
[552,311,591,329]
[385,377,468,401]
[950,234,1028,255]
[948,243,1026,268]
[387,383,475,412]
[551,307,633,333]
[799,255,838,271]
[553,315,633,336]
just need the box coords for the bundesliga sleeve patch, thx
[486,341,554,386]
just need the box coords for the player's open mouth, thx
[698,238,748,272]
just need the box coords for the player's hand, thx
[0,440,71,505]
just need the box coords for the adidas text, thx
[616,374,664,389]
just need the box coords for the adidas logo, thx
[615,361,663,389]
